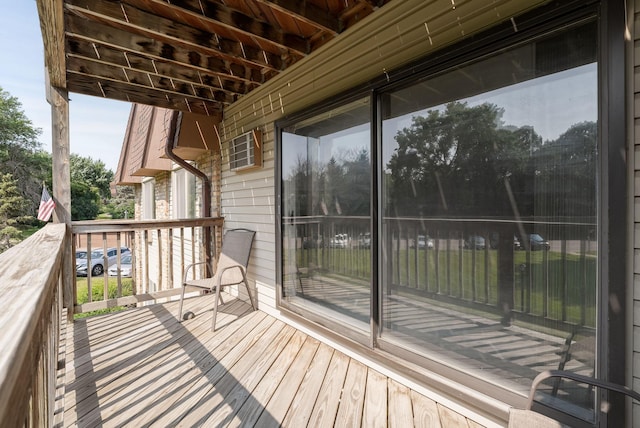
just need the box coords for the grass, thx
[74,277,134,319]
[293,246,597,327]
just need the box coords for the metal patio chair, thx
[177,228,256,331]
[509,370,640,427]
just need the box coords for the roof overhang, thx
[36,0,391,118]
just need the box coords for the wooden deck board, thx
[64,298,237,418]
[61,294,486,427]
[307,350,350,427]
[87,306,262,426]
[362,368,388,428]
[334,359,367,427]
[281,342,334,427]
[388,378,414,428]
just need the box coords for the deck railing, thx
[0,223,67,427]
[290,216,596,332]
[71,217,224,314]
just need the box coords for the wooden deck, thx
[60,294,485,427]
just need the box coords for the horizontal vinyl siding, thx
[221,124,276,311]
[222,0,547,134]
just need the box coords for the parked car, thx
[410,235,434,250]
[528,234,550,251]
[108,253,133,277]
[357,232,371,248]
[329,233,349,248]
[76,246,130,276]
[302,236,323,249]
[464,235,486,250]
[513,235,522,251]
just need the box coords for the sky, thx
[0,0,132,173]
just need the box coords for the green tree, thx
[71,181,100,220]
[70,154,114,201]
[0,87,48,217]
[103,185,135,219]
[387,101,542,217]
[0,173,32,251]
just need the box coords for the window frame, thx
[171,166,196,219]
[274,1,627,423]
[141,179,155,220]
[230,129,262,171]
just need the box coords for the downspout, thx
[166,110,213,269]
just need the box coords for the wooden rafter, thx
[66,0,285,72]
[127,0,310,56]
[37,0,393,116]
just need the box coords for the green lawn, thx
[74,277,134,319]
[294,247,597,327]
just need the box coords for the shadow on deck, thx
[60,294,481,427]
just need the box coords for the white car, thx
[108,253,133,277]
[76,247,130,277]
[329,234,349,248]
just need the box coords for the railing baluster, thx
[561,238,568,322]
[168,228,174,289]
[87,234,92,303]
[102,232,108,299]
[116,232,122,298]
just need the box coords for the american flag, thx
[37,185,56,222]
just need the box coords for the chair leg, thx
[244,279,256,311]
[178,284,186,321]
[211,284,222,332]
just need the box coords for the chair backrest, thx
[217,229,255,285]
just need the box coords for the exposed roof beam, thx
[36,0,67,88]
[66,37,251,96]
[127,0,310,56]
[67,75,223,117]
[64,14,272,86]
[66,55,237,105]
[254,0,341,35]
[65,0,285,73]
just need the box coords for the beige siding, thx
[220,124,277,310]
[222,0,547,134]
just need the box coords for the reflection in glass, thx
[281,97,371,332]
[380,20,598,409]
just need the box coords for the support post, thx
[49,85,73,321]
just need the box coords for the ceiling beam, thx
[65,0,286,73]
[36,0,67,88]
[127,0,310,56]
[66,55,237,105]
[66,36,252,96]
[67,75,223,117]
[64,13,273,86]
[254,0,341,35]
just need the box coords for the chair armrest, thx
[527,370,640,410]
[217,264,247,285]
[183,261,214,283]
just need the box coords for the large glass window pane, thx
[380,20,598,407]
[281,97,371,332]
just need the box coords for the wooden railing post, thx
[0,224,66,427]
[48,83,74,321]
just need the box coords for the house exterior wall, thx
[217,0,547,314]
[128,0,634,424]
[219,124,277,309]
[210,0,635,425]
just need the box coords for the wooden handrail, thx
[0,223,67,427]
[70,217,224,315]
